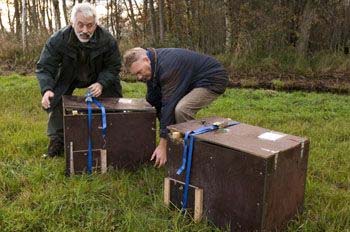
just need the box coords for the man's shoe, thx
[45,137,64,158]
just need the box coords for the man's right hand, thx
[41,90,54,109]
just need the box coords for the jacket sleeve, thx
[158,58,194,138]
[146,81,162,119]
[36,37,62,95]
[96,39,121,88]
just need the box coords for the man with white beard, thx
[36,3,122,157]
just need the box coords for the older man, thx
[36,3,122,157]
[123,47,228,167]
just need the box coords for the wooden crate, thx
[165,117,309,231]
[63,96,156,175]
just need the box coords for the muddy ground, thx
[228,70,350,94]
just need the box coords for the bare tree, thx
[52,0,61,31]
[142,0,149,42]
[112,0,123,40]
[21,0,26,51]
[0,9,5,32]
[38,0,48,33]
[14,0,21,36]
[297,0,316,56]
[46,0,54,33]
[224,0,233,53]
[344,0,350,53]
[62,0,69,26]
[123,0,141,39]
[149,0,157,44]
[159,0,164,43]
[133,0,142,15]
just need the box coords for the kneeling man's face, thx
[130,57,152,82]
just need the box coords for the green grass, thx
[0,75,349,231]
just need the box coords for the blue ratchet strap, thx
[176,121,240,210]
[85,92,107,174]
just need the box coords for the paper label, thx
[118,98,133,104]
[258,132,286,141]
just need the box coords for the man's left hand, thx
[88,82,103,97]
[151,138,167,168]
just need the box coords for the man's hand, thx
[151,138,167,168]
[88,82,103,97]
[41,90,54,109]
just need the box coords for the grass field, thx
[0,75,349,231]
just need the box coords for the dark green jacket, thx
[36,25,122,111]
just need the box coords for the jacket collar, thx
[146,48,158,86]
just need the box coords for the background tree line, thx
[0,0,349,73]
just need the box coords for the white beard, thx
[75,30,93,43]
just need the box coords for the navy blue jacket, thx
[146,48,228,138]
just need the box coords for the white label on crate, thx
[261,148,279,153]
[119,98,133,104]
[258,132,286,141]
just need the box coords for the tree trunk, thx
[113,0,122,40]
[159,0,165,43]
[26,0,32,31]
[62,0,69,25]
[149,0,157,44]
[165,0,172,33]
[14,0,21,36]
[52,0,61,31]
[133,0,142,15]
[46,0,54,34]
[224,0,233,53]
[0,10,5,32]
[22,0,27,52]
[7,0,15,33]
[297,0,316,56]
[344,0,350,52]
[143,0,149,43]
[39,0,48,33]
[124,0,140,38]
[106,0,110,29]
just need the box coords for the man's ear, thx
[143,56,150,63]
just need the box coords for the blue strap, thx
[87,100,93,174]
[85,92,107,174]
[176,125,219,175]
[176,121,240,210]
[176,131,191,175]
[92,98,107,138]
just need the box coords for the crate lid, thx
[167,117,308,158]
[62,95,155,112]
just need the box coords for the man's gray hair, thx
[123,47,147,71]
[71,3,98,24]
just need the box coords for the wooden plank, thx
[69,142,74,175]
[164,177,171,207]
[194,188,203,223]
[62,95,155,112]
[100,149,107,173]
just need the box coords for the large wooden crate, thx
[63,96,156,175]
[165,117,309,231]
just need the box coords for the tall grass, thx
[217,48,350,75]
[0,75,349,231]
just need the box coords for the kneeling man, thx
[123,48,228,167]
